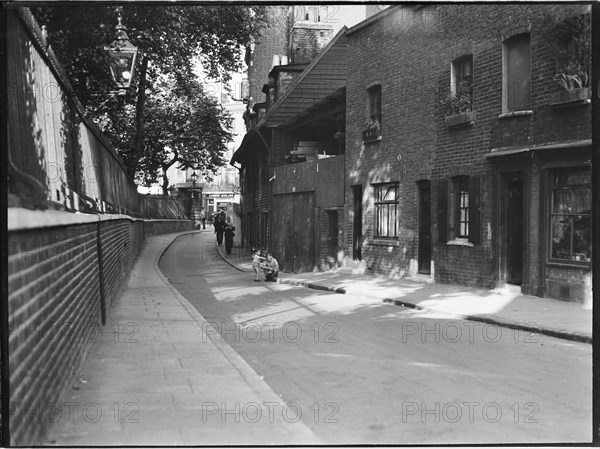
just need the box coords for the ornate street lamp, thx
[104,8,138,89]
[190,171,198,199]
[190,170,199,222]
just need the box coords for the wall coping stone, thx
[8,207,193,231]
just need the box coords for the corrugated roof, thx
[258,26,349,129]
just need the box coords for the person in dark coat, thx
[224,217,235,255]
[214,214,224,246]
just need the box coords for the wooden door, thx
[352,185,363,260]
[418,182,432,274]
[506,180,523,285]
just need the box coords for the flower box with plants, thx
[362,116,382,143]
[548,68,590,106]
[440,79,474,127]
[541,7,591,106]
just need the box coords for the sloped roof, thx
[280,86,346,129]
[345,5,404,36]
[257,26,349,129]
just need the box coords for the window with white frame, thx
[503,33,531,112]
[455,176,470,238]
[437,176,481,244]
[374,182,398,238]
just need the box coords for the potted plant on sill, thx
[441,79,474,127]
[541,7,591,106]
[362,116,382,142]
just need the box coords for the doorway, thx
[418,181,431,274]
[352,185,363,260]
[326,210,339,263]
[501,173,524,285]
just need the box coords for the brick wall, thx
[344,6,439,278]
[8,213,193,445]
[344,4,591,292]
[290,22,334,64]
[248,6,291,108]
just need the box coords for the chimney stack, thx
[290,21,334,65]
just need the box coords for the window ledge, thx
[446,238,474,247]
[498,110,533,119]
[367,238,399,246]
[546,261,591,269]
[363,135,382,144]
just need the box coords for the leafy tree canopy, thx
[139,76,233,194]
[32,4,265,185]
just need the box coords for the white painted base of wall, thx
[338,257,367,274]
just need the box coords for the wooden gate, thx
[272,192,315,273]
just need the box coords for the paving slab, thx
[47,232,320,446]
[216,244,592,344]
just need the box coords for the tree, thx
[32,5,265,183]
[138,76,233,195]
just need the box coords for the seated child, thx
[262,252,279,282]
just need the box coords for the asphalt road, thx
[159,231,592,445]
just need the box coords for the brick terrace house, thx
[343,5,591,302]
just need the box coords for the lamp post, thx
[104,7,138,90]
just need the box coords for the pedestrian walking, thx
[200,210,206,230]
[261,252,279,282]
[224,217,235,255]
[214,213,224,246]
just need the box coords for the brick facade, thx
[343,5,591,300]
[247,6,292,109]
[8,215,193,445]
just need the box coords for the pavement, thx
[45,229,592,445]
[47,231,320,446]
[215,238,593,345]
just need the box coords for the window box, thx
[362,127,382,143]
[548,87,590,106]
[445,110,475,127]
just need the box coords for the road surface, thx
[159,231,592,445]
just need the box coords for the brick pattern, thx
[290,23,334,64]
[247,6,291,108]
[344,5,591,291]
[8,218,193,445]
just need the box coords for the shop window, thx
[503,33,531,112]
[550,167,591,263]
[374,182,398,238]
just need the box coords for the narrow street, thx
[159,231,592,445]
